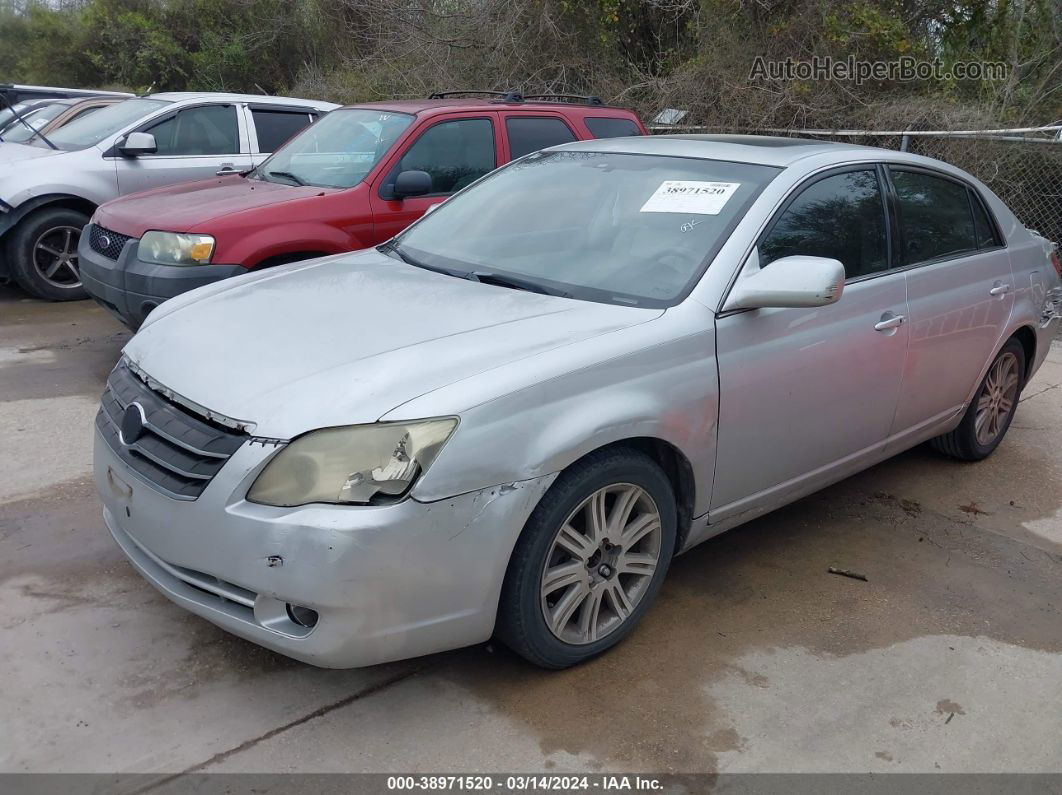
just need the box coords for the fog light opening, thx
[285,603,319,629]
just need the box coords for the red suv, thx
[79,92,646,328]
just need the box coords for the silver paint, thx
[99,136,1062,667]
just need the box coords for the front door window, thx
[392,118,496,196]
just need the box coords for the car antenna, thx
[0,84,59,150]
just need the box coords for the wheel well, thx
[1,196,97,244]
[251,251,330,270]
[589,437,696,554]
[40,197,97,218]
[1011,326,1036,383]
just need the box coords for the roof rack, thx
[522,94,604,106]
[429,90,523,101]
[428,90,604,106]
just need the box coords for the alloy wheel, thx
[975,351,1020,446]
[539,483,663,645]
[32,225,82,289]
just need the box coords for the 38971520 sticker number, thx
[639,180,740,215]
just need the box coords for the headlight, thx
[139,231,215,266]
[247,419,458,507]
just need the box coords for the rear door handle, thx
[216,164,248,176]
[874,313,906,332]
[989,282,1011,296]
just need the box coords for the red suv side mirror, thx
[393,170,432,199]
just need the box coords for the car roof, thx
[558,134,885,167]
[147,92,339,110]
[342,98,636,116]
[8,84,133,98]
[45,96,116,107]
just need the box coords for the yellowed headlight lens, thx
[189,240,214,261]
[248,419,458,507]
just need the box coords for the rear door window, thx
[146,105,239,156]
[394,117,496,195]
[505,116,577,158]
[970,191,1001,249]
[890,168,978,263]
[252,109,315,153]
[585,117,642,138]
[760,168,889,279]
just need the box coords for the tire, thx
[930,338,1026,461]
[497,447,677,669]
[7,207,90,301]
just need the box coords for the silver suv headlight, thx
[247,419,458,507]
[140,231,215,266]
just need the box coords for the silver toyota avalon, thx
[94,135,1062,669]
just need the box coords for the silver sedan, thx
[94,136,1062,669]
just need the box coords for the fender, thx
[0,192,98,240]
[956,233,1055,411]
[393,303,720,517]
[218,221,365,268]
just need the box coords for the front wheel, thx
[930,338,1026,461]
[7,207,90,301]
[497,448,676,669]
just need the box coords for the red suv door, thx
[369,112,502,242]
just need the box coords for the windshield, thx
[46,98,170,150]
[393,150,780,307]
[0,102,31,131]
[253,108,413,189]
[0,103,64,142]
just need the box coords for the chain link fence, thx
[649,124,1062,244]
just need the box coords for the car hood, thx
[0,141,62,168]
[95,177,336,237]
[124,248,661,438]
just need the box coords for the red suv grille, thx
[88,224,133,261]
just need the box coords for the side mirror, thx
[723,255,845,311]
[119,131,157,157]
[393,169,432,199]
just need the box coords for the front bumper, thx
[94,428,555,668]
[78,230,245,329]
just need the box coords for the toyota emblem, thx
[119,402,147,446]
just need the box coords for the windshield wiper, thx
[378,243,567,297]
[0,89,58,150]
[468,271,570,298]
[265,170,305,186]
[379,240,468,278]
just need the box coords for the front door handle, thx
[216,164,248,176]
[989,282,1011,296]
[874,312,906,332]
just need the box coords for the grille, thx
[96,361,247,499]
[88,224,133,261]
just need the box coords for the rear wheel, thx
[930,338,1025,461]
[497,448,676,669]
[8,207,90,301]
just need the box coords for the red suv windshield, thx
[253,108,414,189]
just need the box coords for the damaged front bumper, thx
[95,429,555,668]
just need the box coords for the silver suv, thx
[0,92,338,300]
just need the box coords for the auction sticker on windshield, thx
[640,180,740,215]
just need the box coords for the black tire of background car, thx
[930,337,1026,461]
[496,446,677,669]
[7,206,90,301]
